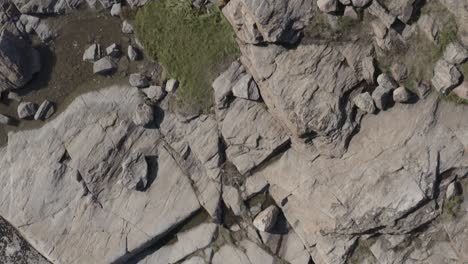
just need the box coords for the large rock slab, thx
[253,97,468,264]
[0,30,40,92]
[0,86,201,263]
[220,98,289,175]
[240,43,362,157]
[222,0,314,44]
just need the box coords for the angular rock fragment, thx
[443,42,468,65]
[128,45,139,61]
[431,59,462,94]
[391,62,408,82]
[93,56,116,75]
[0,113,12,125]
[34,99,55,120]
[120,152,148,190]
[223,185,242,216]
[377,73,398,90]
[393,86,411,103]
[367,1,395,28]
[122,20,134,34]
[344,6,359,19]
[83,43,100,62]
[165,79,179,93]
[7,92,21,102]
[372,85,393,110]
[240,239,275,264]
[133,103,154,127]
[110,3,121,16]
[129,73,149,88]
[141,85,165,101]
[353,92,376,113]
[232,74,260,101]
[317,0,338,13]
[253,205,279,232]
[17,101,38,119]
[446,181,460,200]
[106,43,120,58]
[0,30,41,92]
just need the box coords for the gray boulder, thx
[443,42,468,65]
[0,30,41,92]
[353,92,376,113]
[393,86,411,103]
[431,59,462,94]
[391,63,408,82]
[120,152,148,190]
[93,56,116,75]
[133,103,154,127]
[122,20,134,34]
[253,205,279,232]
[165,79,179,93]
[372,85,393,110]
[105,43,120,58]
[34,100,55,120]
[129,73,149,88]
[17,102,38,119]
[317,0,338,13]
[232,74,260,101]
[110,3,121,16]
[141,85,166,101]
[223,186,242,216]
[83,44,100,62]
[0,114,11,125]
[377,73,398,90]
[128,45,139,61]
[212,61,250,108]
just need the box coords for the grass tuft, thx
[135,0,239,113]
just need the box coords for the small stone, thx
[431,59,462,94]
[344,6,359,20]
[443,42,468,65]
[34,100,55,120]
[122,20,134,34]
[377,73,398,90]
[352,0,372,7]
[129,73,150,88]
[372,85,393,110]
[93,57,117,75]
[35,21,55,42]
[390,63,408,82]
[133,103,154,127]
[317,0,338,13]
[222,186,242,216]
[7,92,21,102]
[393,87,411,103]
[0,114,12,125]
[83,44,100,62]
[110,3,121,16]
[165,79,179,93]
[120,152,148,190]
[17,102,38,119]
[128,45,139,61]
[106,43,120,58]
[446,181,460,200]
[141,85,166,101]
[353,92,376,113]
[253,205,279,232]
[232,74,260,101]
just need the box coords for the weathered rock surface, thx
[120,152,148,190]
[122,20,134,34]
[212,244,251,264]
[83,44,100,62]
[133,103,154,127]
[253,205,279,232]
[141,85,165,101]
[17,102,38,119]
[253,96,468,263]
[0,30,40,92]
[393,86,411,103]
[443,42,468,65]
[34,100,55,120]
[0,86,202,263]
[232,73,260,101]
[353,92,375,113]
[165,79,179,93]
[140,223,217,264]
[222,0,314,44]
[220,98,289,175]
[239,43,363,157]
[11,0,70,14]
[128,45,139,61]
[431,59,462,94]
[93,56,116,75]
[129,73,149,88]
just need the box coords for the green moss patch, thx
[135,0,239,113]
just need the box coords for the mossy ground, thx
[135,0,239,113]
